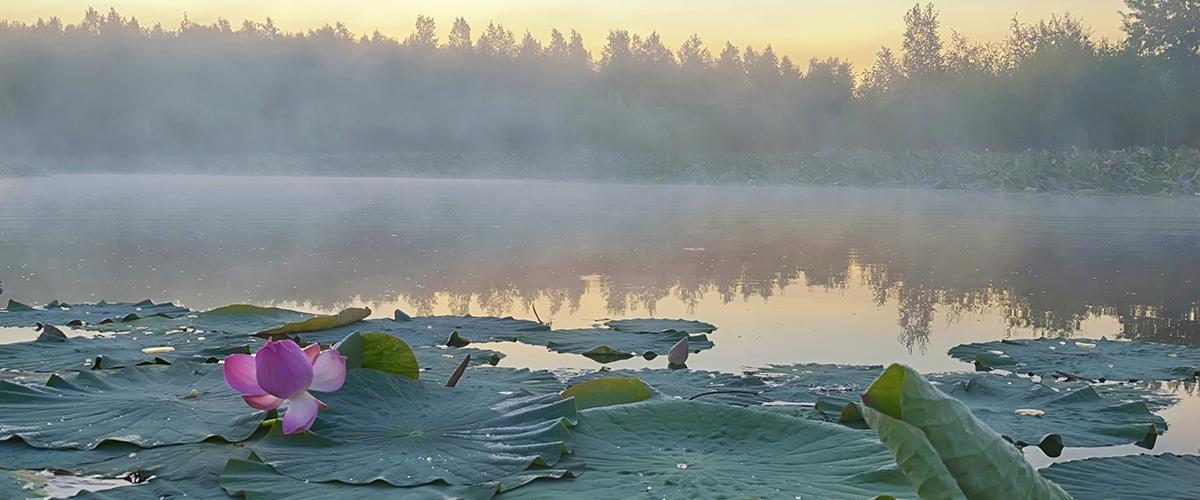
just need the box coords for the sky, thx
[1,1,1128,68]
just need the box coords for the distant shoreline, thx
[8,148,1200,196]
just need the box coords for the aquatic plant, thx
[224,339,347,434]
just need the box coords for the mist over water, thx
[3,174,1199,373]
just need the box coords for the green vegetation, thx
[0,298,1194,498]
[0,2,1197,192]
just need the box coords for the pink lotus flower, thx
[1104,159,1116,166]
[667,337,689,366]
[224,339,346,434]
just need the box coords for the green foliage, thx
[861,364,1071,499]
[0,5,1197,170]
[1040,453,1200,499]
[511,400,916,498]
[256,307,370,338]
[949,337,1200,381]
[251,370,577,487]
[0,363,264,449]
[335,331,420,379]
[560,377,653,409]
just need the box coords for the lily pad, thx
[335,331,420,379]
[88,304,317,336]
[0,329,256,371]
[414,345,506,382]
[1039,453,1200,499]
[511,328,714,363]
[220,459,499,500]
[0,470,46,499]
[0,433,260,499]
[256,307,371,338]
[603,318,717,334]
[0,300,189,328]
[561,377,653,409]
[297,315,548,348]
[0,362,264,449]
[252,370,577,487]
[449,367,564,396]
[949,337,1200,381]
[861,364,1070,499]
[567,368,766,404]
[929,372,1167,452]
[755,363,884,404]
[509,400,915,499]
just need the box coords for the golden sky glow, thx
[4,1,1126,69]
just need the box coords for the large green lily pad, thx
[509,400,914,499]
[949,338,1200,381]
[929,372,1167,452]
[510,328,713,363]
[0,300,189,327]
[221,459,499,500]
[252,370,577,487]
[0,363,264,449]
[0,329,256,371]
[603,318,716,334]
[1039,453,1200,499]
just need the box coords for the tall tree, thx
[567,30,591,67]
[861,47,903,96]
[477,22,516,58]
[403,14,437,48]
[447,17,472,51]
[677,34,712,72]
[1121,0,1200,60]
[601,29,633,70]
[901,3,945,78]
[547,28,568,59]
[518,30,543,61]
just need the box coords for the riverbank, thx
[13,147,1200,195]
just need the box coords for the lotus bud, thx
[667,337,689,366]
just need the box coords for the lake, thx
[1,174,1199,465]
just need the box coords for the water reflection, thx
[1,175,1199,362]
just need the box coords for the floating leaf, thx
[335,331,419,379]
[252,370,576,487]
[448,367,564,396]
[929,372,1167,452]
[415,346,505,381]
[949,338,1200,381]
[220,459,499,500]
[511,400,914,498]
[0,300,189,328]
[296,315,548,348]
[603,318,716,334]
[561,377,653,409]
[860,364,1070,499]
[256,307,371,338]
[568,368,765,402]
[0,329,256,372]
[1040,453,1200,499]
[0,363,264,449]
[0,470,46,499]
[512,328,713,363]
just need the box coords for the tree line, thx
[0,2,1196,160]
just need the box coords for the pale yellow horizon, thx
[1,1,1127,68]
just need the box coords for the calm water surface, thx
[1,174,1198,464]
